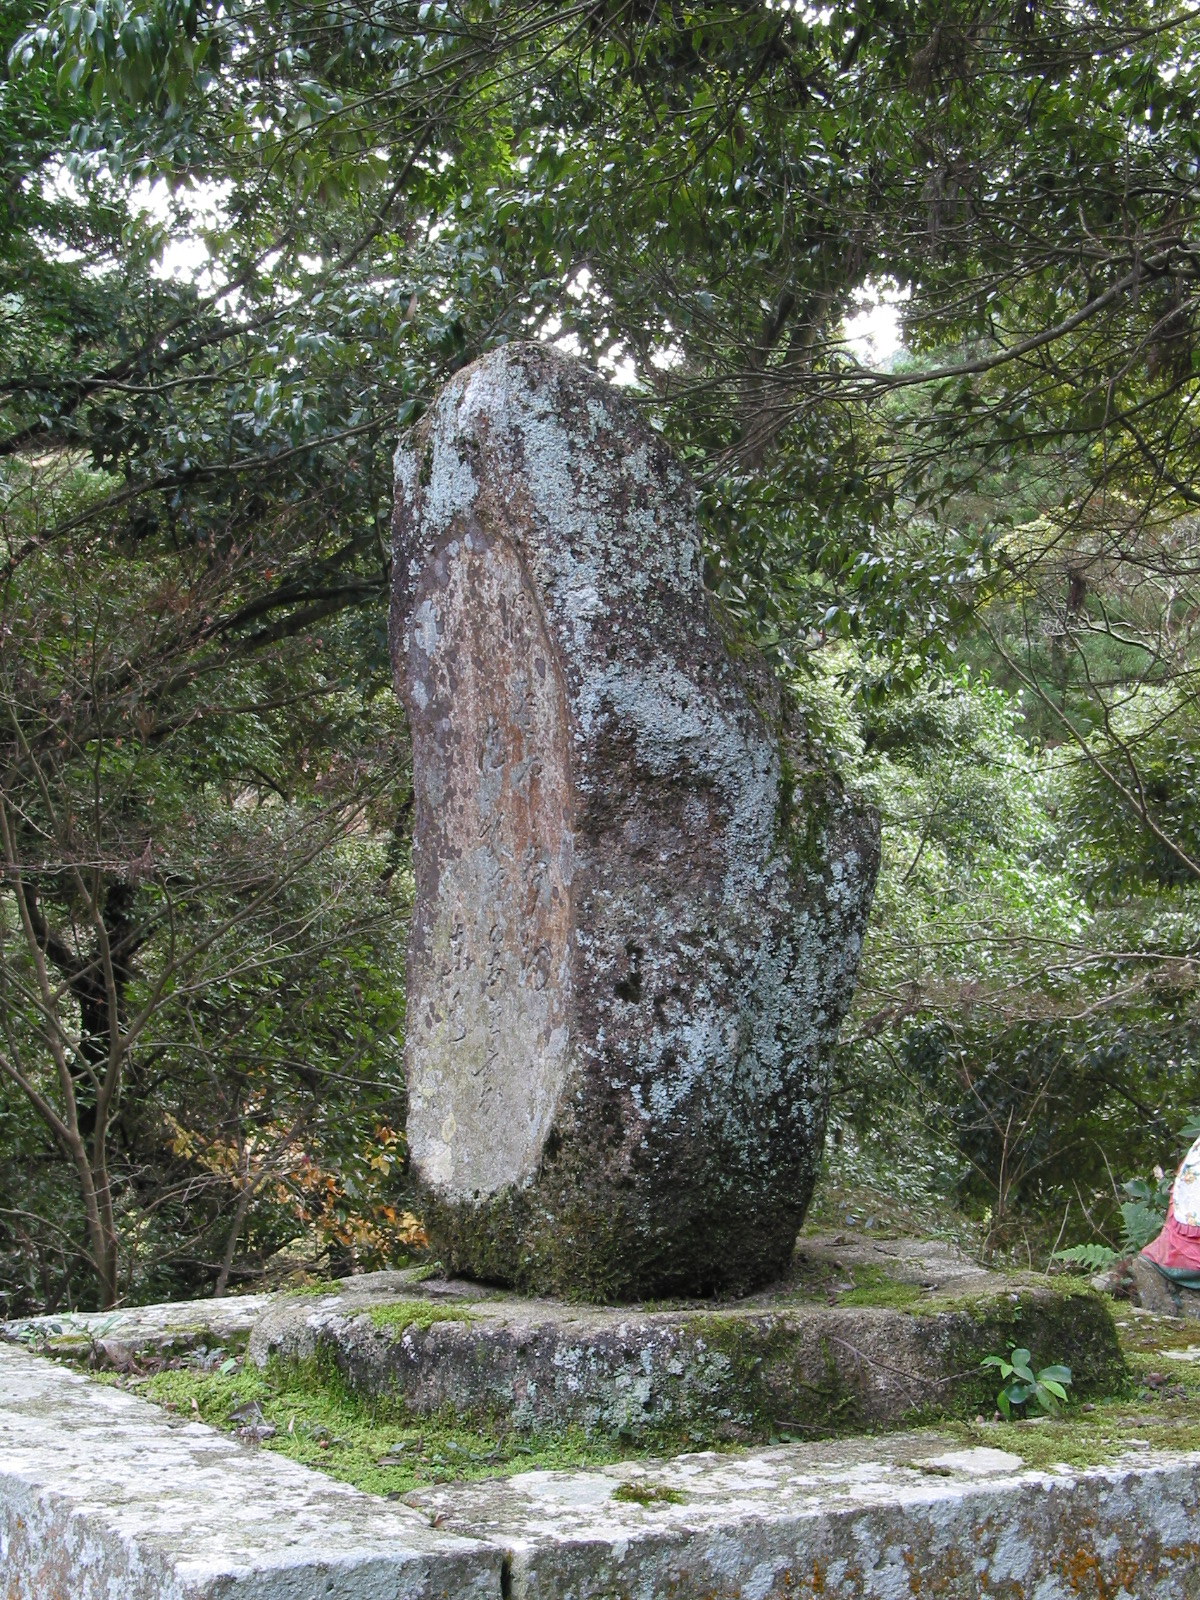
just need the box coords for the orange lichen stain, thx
[1112,1549,1148,1591]
[1058,1545,1115,1597]
[1058,1533,1200,1598]
[902,1546,922,1595]
[1159,1540,1200,1577]
[903,1538,983,1595]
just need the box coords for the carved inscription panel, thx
[404,529,574,1198]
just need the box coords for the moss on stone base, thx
[668,1288,1126,1442]
[115,1285,1143,1499]
[140,1352,661,1496]
[928,1287,1128,1419]
[248,1276,1124,1454]
[421,1170,814,1304]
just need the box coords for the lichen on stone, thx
[390,343,880,1300]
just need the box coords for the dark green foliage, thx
[0,497,418,1311]
[1068,725,1200,893]
[823,652,1200,1260]
[900,1018,1200,1227]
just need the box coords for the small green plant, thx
[1053,1242,1120,1271]
[982,1347,1072,1418]
[1054,1144,1181,1269]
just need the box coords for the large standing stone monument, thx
[390,344,878,1300]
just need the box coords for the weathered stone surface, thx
[0,1343,497,1600]
[409,1438,1200,1600]
[0,1289,276,1358]
[390,344,879,1299]
[789,1232,998,1297]
[3,1341,1198,1600]
[248,1266,1124,1444]
[0,1270,412,1357]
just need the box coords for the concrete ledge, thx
[4,1342,1199,1598]
[410,1440,1200,1600]
[0,1344,498,1599]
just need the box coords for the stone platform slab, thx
[246,1267,1123,1444]
[0,1342,496,1600]
[2,1341,1198,1599]
[0,1270,415,1358]
[1,1288,279,1359]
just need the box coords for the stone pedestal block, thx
[390,344,878,1299]
[247,1271,1124,1446]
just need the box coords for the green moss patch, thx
[832,1267,926,1310]
[1114,1312,1200,1355]
[129,1339,1171,1501]
[921,1295,1200,1470]
[140,1354,663,1494]
[685,1312,862,1439]
[922,1288,1128,1420]
[611,1481,685,1506]
[367,1300,479,1336]
[940,1403,1200,1473]
[679,1286,1124,1442]
[784,1250,952,1310]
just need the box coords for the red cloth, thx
[1141,1197,1200,1271]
